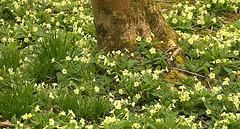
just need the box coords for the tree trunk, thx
[91,0,184,67]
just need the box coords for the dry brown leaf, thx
[179,72,188,79]
[0,120,12,128]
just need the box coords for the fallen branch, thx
[218,17,226,24]
[169,67,206,78]
[207,81,212,89]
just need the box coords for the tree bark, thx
[91,0,184,67]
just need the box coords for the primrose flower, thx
[73,7,78,13]
[211,18,217,23]
[74,89,79,94]
[22,113,28,120]
[45,8,52,13]
[207,4,211,8]
[65,56,71,61]
[149,109,156,115]
[149,47,156,54]
[49,118,54,126]
[62,69,67,74]
[234,50,239,56]
[51,58,55,63]
[146,37,152,43]
[222,126,228,129]
[152,74,158,80]
[116,50,121,55]
[217,94,222,100]
[69,119,77,125]
[135,94,141,99]
[209,72,215,79]
[85,125,93,129]
[218,0,225,4]
[49,92,55,99]
[33,27,38,32]
[119,89,123,95]
[222,81,229,85]
[80,118,85,126]
[172,18,178,24]
[56,22,60,26]
[94,86,99,92]
[136,36,141,41]
[73,56,79,61]
[0,76,3,80]
[8,68,14,75]
[134,82,139,87]
[122,69,129,76]
[115,104,121,109]
[133,123,141,129]
[59,111,66,116]
[206,109,211,115]
[68,110,76,117]
[216,59,221,63]
[35,105,40,112]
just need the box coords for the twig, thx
[218,17,226,24]
[169,67,206,78]
[207,81,212,89]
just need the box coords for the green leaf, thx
[143,75,151,82]
[196,66,206,72]
[184,102,190,108]
[115,120,132,128]
[103,124,111,129]
[206,120,214,125]
[165,83,175,87]
[204,102,213,110]
[127,60,139,69]
[11,115,17,124]
[205,51,212,61]
[212,66,221,74]
[199,109,206,116]
[180,125,190,129]
[147,123,158,129]
[165,114,174,128]
[164,100,170,107]
[223,67,232,75]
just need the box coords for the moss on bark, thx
[92,0,185,83]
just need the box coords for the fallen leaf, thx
[0,120,12,128]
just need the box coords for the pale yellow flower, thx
[74,89,79,94]
[94,86,99,92]
[135,94,141,99]
[134,82,139,87]
[146,37,152,43]
[206,109,211,114]
[136,36,141,41]
[33,27,38,32]
[49,118,54,126]
[209,72,215,79]
[172,18,178,24]
[49,92,55,99]
[65,56,71,61]
[217,94,222,100]
[133,123,141,129]
[119,89,123,95]
[149,47,156,54]
[62,69,67,74]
